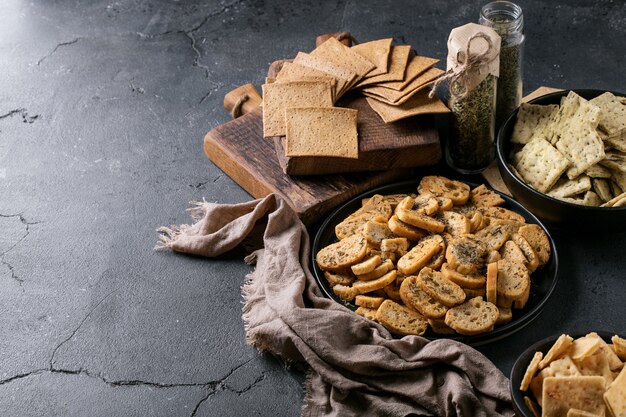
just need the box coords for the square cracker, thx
[573,348,615,387]
[365,90,450,123]
[356,45,412,87]
[590,92,626,136]
[584,332,624,371]
[376,54,440,91]
[585,163,612,179]
[604,367,626,417]
[514,137,570,193]
[567,334,602,361]
[512,103,560,145]
[351,38,393,77]
[311,37,376,79]
[600,150,626,173]
[546,91,601,145]
[285,107,358,158]
[547,175,591,198]
[555,121,606,179]
[293,52,358,97]
[601,130,626,152]
[542,376,606,417]
[592,178,613,202]
[262,81,333,137]
[530,356,581,405]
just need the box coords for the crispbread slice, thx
[585,332,623,371]
[524,396,541,417]
[262,81,333,137]
[517,224,551,268]
[574,348,615,387]
[375,54,439,91]
[512,103,560,145]
[470,184,506,207]
[567,334,602,361]
[311,37,376,80]
[351,38,393,77]
[365,90,450,123]
[355,45,412,86]
[542,376,606,417]
[444,297,498,336]
[361,67,444,105]
[590,91,626,136]
[375,299,428,335]
[559,190,604,207]
[397,235,441,275]
[604,367,626,417]
[416,267,466,307]
[540,334,575,369]
[285,107,358,158]
[514,136,570,192]
[316,234,368,271]
[547,175,592,198]
[399,275,448,319]
[600,149,626,172]
[521,351,544,391]
[275,62,339,100]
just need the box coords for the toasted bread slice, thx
[517,224,551,268]
[396,195,439,215]
[388,215,427,240]
[355,294,385,309]
[418,176,470,205]
[511,233,540,272]
[496,306,513,325]
[486,261,498,305]
[444,297,499,335]
[380,237,410,256]
[500,240,528,267]
[324,270,355,286]
[362,219,395,246]
[353,270,397,294]
[351,255,382,275]
[416,267,466,307]
[375,299,428,335]
[428,318,456,334]
[355,306,378,320]
[470,184,506,207]
[396,208,445,233]
[474,223,512,252]
[496,259,530,307]
[425,236,446,270]
[397,235,441,275]
[316,234,368,271]
[436,211,471,236]
[440,263,486,289]
[477,206,526,223]
[445,236,488,275]
[399,275,448,319]
[356,258,393,281]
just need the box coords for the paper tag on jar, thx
[447,23,501,93]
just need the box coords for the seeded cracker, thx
[545,91,601,145]
[262,81,333,137]
[547,175,591,198]
[511,103,559,145]
[514,137,570,193]
[285,107,358,158]
[542,376,606,417]
[590,91,626,136]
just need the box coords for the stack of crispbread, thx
[261,36,449,162]
[519,332,626,417]
[315,176,551,337]
[510,91,626,207]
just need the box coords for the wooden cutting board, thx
[204,103,414,226]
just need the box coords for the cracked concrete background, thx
[0,0,624,416]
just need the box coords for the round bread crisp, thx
[440,263,486,289]
[496,306,512,325]
[428,318,457,334]
[444,297,499,335]
[316,234,368,271]
[397,235,441,275]
[335,211,385,240]
[496,258,530,302]
[517,224,551,267]
[397,195,439,215]
[511,233,540,272]
[470,184,506,208]
[425,236,446,270]
[418,176,470,205]
[486,262,498,305]
[375,299,428,336]
[416,267,466,307]
[388,215,427,240]
[399,275,448,319]
[445,236,488,275]
[437,211,471,236]
[478,206,526,223]
[396,208,445,233]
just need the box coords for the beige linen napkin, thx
[157,194,514,417]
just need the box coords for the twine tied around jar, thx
[429,32,498,99]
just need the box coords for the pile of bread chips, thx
[315,175,551,337]
[520,332,626,417]
[262,36,449,160]
[510,91,626,207]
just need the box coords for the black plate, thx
[510,330,621,417]
[496,89,626,229]
[311,179,560,346]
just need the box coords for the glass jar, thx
[479,1,525,130]
[448,74,498,173]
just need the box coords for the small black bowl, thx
[496,89,626,228]
[510,330,620,417]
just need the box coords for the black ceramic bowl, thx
[510,330,621,417]
[311,179,559,346]
[496,89,626,228]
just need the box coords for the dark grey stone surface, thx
[0,0,624,415]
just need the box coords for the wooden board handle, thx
[223,83,262,118]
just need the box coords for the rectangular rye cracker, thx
[356,45,412,87]
[311,37,376,79]
[514,136,570,193]
[365,90,450,123]
[275,62,339,100]
[284,107,359,158]
[351,38,393,77]
[376,54,440,91]
[542,376,606,417]
[361,67,444,105]
[293,52,358,97]
[262,81,333,137]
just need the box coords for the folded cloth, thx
[157,194,514,417]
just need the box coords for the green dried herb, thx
[496,40,523,128]
[449,75,497,171]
